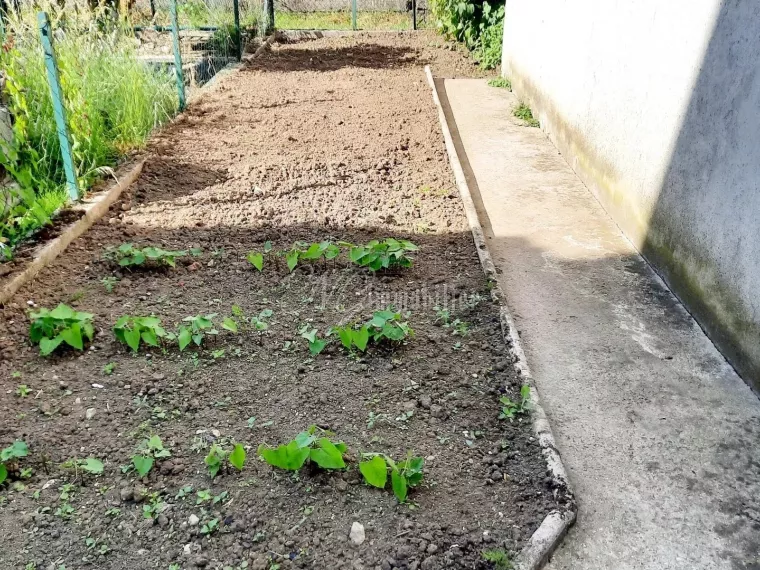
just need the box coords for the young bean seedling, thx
[359,451,424,503]
[29,304,95,356]
[204,442,247,478]
[246,241,273,272]
[104,243,187,268]
[177,314,219,351]
[328,308,412,354]
[258,426,347,471]
[348,238,418,271]
[299,325,329,355]
[499,385,532,420]
[113,315,172,352]
[130,435,171,477]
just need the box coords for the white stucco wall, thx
[501,0,760,388]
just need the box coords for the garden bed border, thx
[424,64,577,570]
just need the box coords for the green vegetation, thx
[113,315,171,352]
[499,385,531,420]
[482,549,513,568]
[204,442,247,478]
[29,304,95,356]
[0,0,178,257]
[130,435,171,477]
[488,76,512,90]
[177,314,219,351]
[359,452,424,503]
[431,0,504,69]
[104,243,187,268]
[0,440,29,485]
[258,426,347,471]
[513,103,540,127]
[348,238,418,271]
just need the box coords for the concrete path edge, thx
[424,65,577,570]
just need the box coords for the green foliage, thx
[178,314,219,351]
[229,305,272,332]
[105,243,187,268]
[29,304,94,356]
[328,309,412,354]
[299,325,329,355]
[113,315,171,352]
[348,238,418,271]
[205,442,247,478]
[488,77,512,90]
[258,426,347,472]
[103,362,116,375]
[431,0,504,69]
[131,435,171,477]
[101,276,119,293]
[61,457,104,475]
[359,452,424,503]
[513,103,540,127]
[499,385,532,420]
[15,385,31,397]
[0,440,29,485]
[0,0,178,253]
[482,549,513,569]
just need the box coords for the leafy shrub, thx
[258,426,347,471]
[114,315,171,352]
[431,0,504,69]
[104,243,187,268]
[29,304,95,355]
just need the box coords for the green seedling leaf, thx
[353,326,369,351]
[229,443,246,470]
[178,328,192,351]
[309,338,328,355]
[286,250,299,272]
[391,469,408,502]
[1,441,28,462]
[359,456,388,488]
[82,458,104,475]
[309,438,345,470]
[258,441,310,471]
[132,455,154,477]
[222,317,238,333]
[39,336,64,356]
[246,252,264,271]
[0,464,7,485]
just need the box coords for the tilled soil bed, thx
[0,32,567,570]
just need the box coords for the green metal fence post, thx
[37,11,79,202]
[412,0,417,30]
[232,0,241,61]
[169,0,186,111]
[265,0,275,35]
[351,0,357,30]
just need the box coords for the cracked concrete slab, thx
[441,77,760,570]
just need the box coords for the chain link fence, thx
[274,0,430,30]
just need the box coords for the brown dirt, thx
[0,32,566,570]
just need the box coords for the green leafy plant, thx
[482,549,513,569]
[15,385,31,397]
[365,309,413,343]
[513,103,540,127]
[104,243,187,268]
[359,452,424,503]
[348,238,418,271]
[102,362,116,375]
[330,323,370,352]
[0,440,29,485]
[204,442,247,478]
[131,435,171,477]
[142,492,164,519]
[177,314,218,351]
[29,304,95,356]
[61,457,104,476]
[499,385,532,420]
[258,426,347,471]
[488,77,512,90]
[201,517,220,535]
[299,325,329,355]
[101,276,119,293]
[246,241,273,271]
[228,306,272,332]
[114,315,172,352]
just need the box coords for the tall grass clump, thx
[0,0,178,257]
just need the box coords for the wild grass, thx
[488,76,511,90]
[0,0,178,257]
[513,102,539,127]
[274,10,419,31]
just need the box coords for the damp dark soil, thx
[0,32,567,570]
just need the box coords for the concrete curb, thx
[424,64,577,570]
[0,160,144,306]
[0,36,281,308]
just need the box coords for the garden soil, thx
[0,32,568,570]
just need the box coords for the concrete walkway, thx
[441,78,760,570]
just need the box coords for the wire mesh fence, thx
[273,0,430,31]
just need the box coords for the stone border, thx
[0,38,281,307]
[424,64,577,570]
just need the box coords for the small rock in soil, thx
[349,522,365,546]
